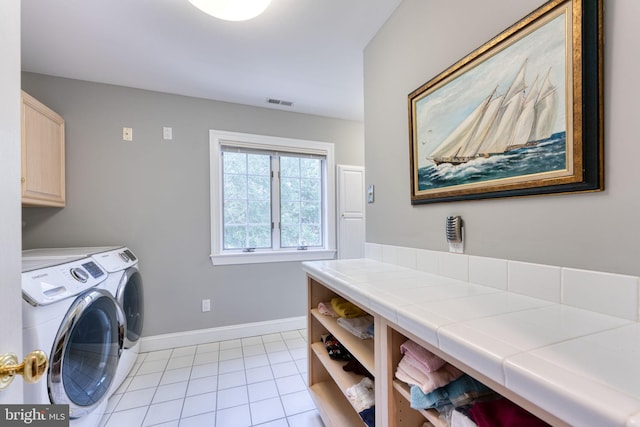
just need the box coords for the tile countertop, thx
[302,258,640,427]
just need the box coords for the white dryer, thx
[22,246,144,393]
[22,257,125,427]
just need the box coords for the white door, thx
[0,0,25,404]
[337,165,365,259]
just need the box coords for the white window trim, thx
[209,129,336,266]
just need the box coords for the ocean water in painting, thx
[418,131,566,191]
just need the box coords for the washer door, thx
[116,266,144,348]
[48,289,124,419]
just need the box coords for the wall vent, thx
[266,98,294,107]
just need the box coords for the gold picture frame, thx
[408,0,603,204]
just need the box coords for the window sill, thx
[209,249,336,266]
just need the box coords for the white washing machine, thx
[22,256,125,427]
[22,246,144,394]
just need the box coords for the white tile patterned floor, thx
[99,330,324,427]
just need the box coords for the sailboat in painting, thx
[428,60,558,166]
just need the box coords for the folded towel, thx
[402,351,435,376]
[337,315,374,339]
[366,322,375,337]
[410,374,494,410]
[346,377,375,412]
[400,339,446,372]
[331,297,366,318]
[410,383,449,410]
[396,358,463,394]
[318,301,338,317]
[469,398,551,427]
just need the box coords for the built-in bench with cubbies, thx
[303,244,640,426]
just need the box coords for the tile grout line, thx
[102,329,316,427]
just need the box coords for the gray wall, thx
[364,0,640,276]
[21,73,364,336]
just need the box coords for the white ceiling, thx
[21,0,402,121]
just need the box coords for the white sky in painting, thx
[416,10,568,168]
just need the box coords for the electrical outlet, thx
[163,126,173,140]
[201,299,211,312]
[123,127,133,141]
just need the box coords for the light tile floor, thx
[99,330,324,427]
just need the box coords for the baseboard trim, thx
[139,316,307,353]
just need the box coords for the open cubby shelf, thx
[306,274,564,427]
[308,278,373,427]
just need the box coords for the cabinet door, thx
[21,91,65,207]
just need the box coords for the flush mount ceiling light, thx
[188,0,272,21]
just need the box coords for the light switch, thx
[163,127,173,140]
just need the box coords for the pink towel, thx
[318,301,338,317]
[400,339,446,372]
[395,357,464,394]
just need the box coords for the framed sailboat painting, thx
[408,0,603,204]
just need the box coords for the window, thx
[210,130,336,265]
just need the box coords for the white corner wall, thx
[363,0,640,276]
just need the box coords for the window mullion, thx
[271,156,281,250]
[244,155,250,250]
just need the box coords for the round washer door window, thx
[117,267,144,348]
[48,289,124,418]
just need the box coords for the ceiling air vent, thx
[266,98,294,107]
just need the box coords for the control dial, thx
[70,267,89,283]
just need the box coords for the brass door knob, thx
[0,350,48,391]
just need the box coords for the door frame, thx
[0,0,25,405]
